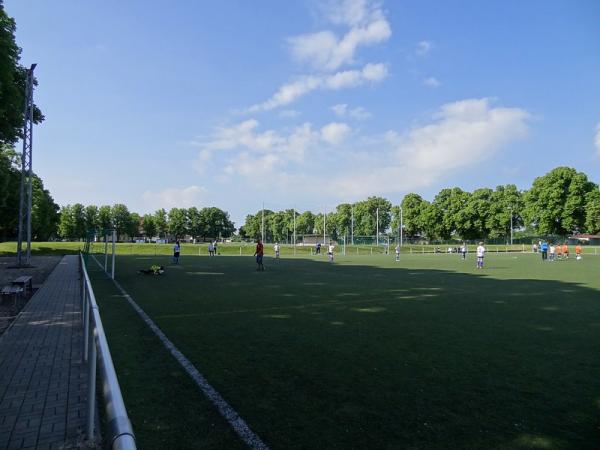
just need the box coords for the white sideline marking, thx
[90,255,269,450]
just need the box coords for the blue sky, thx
[6,0,600,226]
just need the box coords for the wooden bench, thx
[12,276,33,296]
[1,285,24,306]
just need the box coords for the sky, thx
[5,0,600,227]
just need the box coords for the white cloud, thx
[248,63,388,112]
[331,103,371,120]
[289,0,390,72]
[142,186,207,210]
[321,122,352,145]
[324,0,374,26]
[246,0,390,113]
[192,99,531,204]
[416,40,433,56]
[595,122,600,156]
[289,18,391,71]
[197,120,320,175]
[325,98,531,196]
[422,77,441,88]
[279,109,301,119]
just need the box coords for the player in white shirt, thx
[476,242,485,269]
[549,244,555,261]
[274,243,280,258]
[460,243,467,260]
[327,243,335,262]
[395,244,400,261]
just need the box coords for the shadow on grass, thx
[93,255,600,450]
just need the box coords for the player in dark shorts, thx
[254,238,264,271]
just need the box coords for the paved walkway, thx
[0,255,87,449]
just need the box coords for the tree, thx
[58,203,85,240]
[98,205,112,233]
[523,167,596,236]
[186,207,204,239]
[0,2,44,147]
[84,205,99,233]
[0,145,20,239]
[240,210,272,240]
[142,214,156,239]
[154,208,168,239]
[352,197,392,236]
[488,185,524,240]
[31,176,59,240]
[334,203,352,238]
[396,194,428,238]
[111,204,131,241]
[200,207,235,239]
[128,212,141,238]
[295,211,315,235]
[58,205,74,239]
[584,187,600,234]
[168,208,188,239]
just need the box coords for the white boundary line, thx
[89,254,269,450]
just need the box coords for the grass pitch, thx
[87,251,599,449]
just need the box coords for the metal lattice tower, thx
[16,64,37,267]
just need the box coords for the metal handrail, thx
[80,253,136,450]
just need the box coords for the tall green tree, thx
[488,185,524,239]
[168,208,188,238]
[31,176,59,240]
[396,194,428,238]
[142,214,156,239]
[128,212,141,238]
[203,207,235,238]
[98,205,112,231]
[0,145,20,239]
[0,2,44,146]
[186,207,204,239]
[84,205,99,233]
[523,167,596,235]
[334,203,352,238]
[584,187,600,234]
[240,210,272,240]
[352,197,392,235]
[111,204,131,241]
[295,211,315,235]
[153,208,168,239]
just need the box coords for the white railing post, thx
[87,323,97,440]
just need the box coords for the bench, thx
[1,285,24,306]
[12,276,33,296]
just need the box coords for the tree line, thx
[58,204,235,241]
[240,167,600,242]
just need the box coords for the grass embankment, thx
[87,251,600,449]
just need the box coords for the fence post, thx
[87,324,97,441]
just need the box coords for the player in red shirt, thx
[254,238,264,271]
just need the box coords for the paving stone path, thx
[0,255,87,449]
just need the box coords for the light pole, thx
[16,63,36,267]
[261,202,265,242]
[510,206,513,246]
[351,205,354,245]
[323,209,326,244]
[376,207,379,246]
[399,206,403,246]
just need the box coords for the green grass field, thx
[80,249,600,449]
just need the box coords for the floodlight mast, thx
[510,206,513,246]
[376,207,379,246]
[16,64,37,267]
